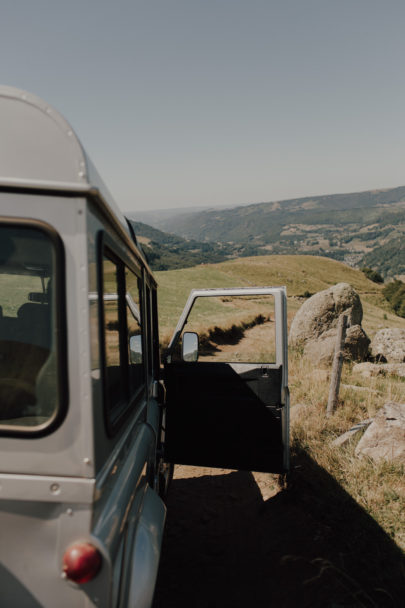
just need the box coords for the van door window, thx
[174,294,276,363]
[0,224,64,432]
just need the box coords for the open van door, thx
[163,287,289,473]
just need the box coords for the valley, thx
[129,185,405,278]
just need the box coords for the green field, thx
[156,254,405,341]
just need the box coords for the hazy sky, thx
[1,1,405,212]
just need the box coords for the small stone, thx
[355,402,405,464]
[370,328,405,363]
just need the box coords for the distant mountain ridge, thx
[129,186,405,277]
[128,221,258,270]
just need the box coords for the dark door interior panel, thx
[164,362,284,473]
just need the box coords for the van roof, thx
[0,86,131,238]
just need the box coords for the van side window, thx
[0,224,65,433]
[101,249,145,432]
[102,255,126,418]
[125,268,144,396]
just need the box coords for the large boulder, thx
[289,283,363,346]
[289,283,369,365]
[304,325,370,366]
[370,328,405,363]
[355,402,405,464]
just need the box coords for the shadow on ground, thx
[153,450,405,608]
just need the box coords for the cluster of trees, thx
[383,280,405,317]
[361,267,384,283]
[362,236,405,278]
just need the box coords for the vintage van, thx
[0,86,289,607]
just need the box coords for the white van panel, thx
[0,192,95,478]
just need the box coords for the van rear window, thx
[0,224,63,432]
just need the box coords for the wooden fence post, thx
[326,314,348,417]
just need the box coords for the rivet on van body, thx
[50,483,60,495]
[83,458,91,465]
[66,508,73,516]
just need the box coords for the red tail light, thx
[62,542,102,584]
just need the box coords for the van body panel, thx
[123,486,166,608]
[0,192,95,478]
[0,474,94,503]
[0,499,92,608]
[0,86,87,186]
[92,422,155,555]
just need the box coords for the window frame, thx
[151,287,161,377]
[125,265,146,401]
[97,231,146,437]
[0,217,68,438]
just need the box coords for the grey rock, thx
[370,328,405,363]
[343,324,370,362]
[304,330,336,366]
[289,283,363,347]
[332,419,374,447]
[355,402,405,464]
[341,384,380,395]
[303,324,369,366]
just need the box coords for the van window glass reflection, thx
[0,226,58,427]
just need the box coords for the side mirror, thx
[129,334,143,364]
[182,332,199,362]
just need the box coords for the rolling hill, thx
[155,254,405,341]
[129,186,405,278]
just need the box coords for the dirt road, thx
[153,461,405,608]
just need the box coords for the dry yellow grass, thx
[157,255,405,555]
[290,350,405,551]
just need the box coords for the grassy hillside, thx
[137,186,405,277]
[156,254,405,341]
